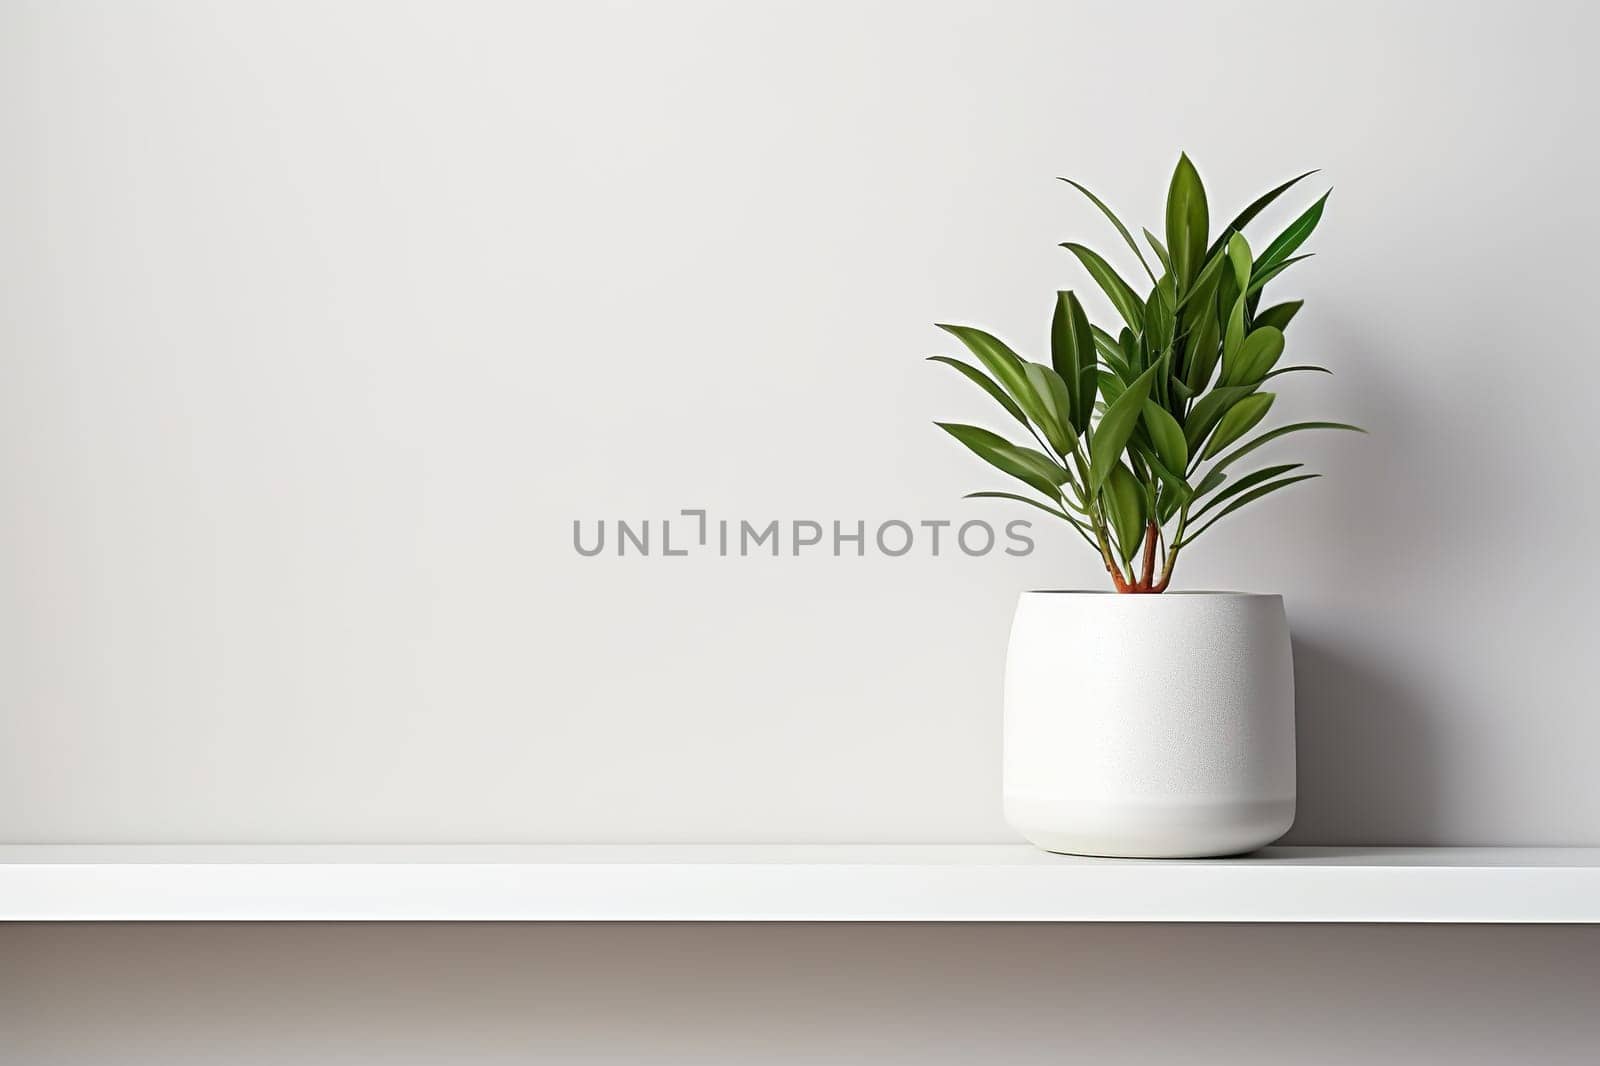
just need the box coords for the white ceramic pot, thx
[1003,591,1296,858]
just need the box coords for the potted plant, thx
[931,155,1360,857]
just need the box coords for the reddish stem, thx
[1138,521,1158,590]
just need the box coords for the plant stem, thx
[1077,481,1128,591]
[1153,503,1189,593]
[1092,519,1129,592]
[1068,441,1130,591]
[1138,521,1159,589]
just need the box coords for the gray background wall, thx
[3,1,1597,1063]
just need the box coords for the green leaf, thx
[1098,368,1126,407]
[1060,243,1145,333]
[1050,292,1096,431]
[1024,362,1074,454]
[1091,326,1132,381]
[1183,293,1222,392]
[1077,364,1098,427]
[968,492,1102,554]
[1193,467,1226,499]
[926,356,1029,428]
[1191,463,1302,519]
[1088,366,1157,492]
[1165,153,1209,292]
[1224,326,1286,386]
[1255,191,1330,276]
[1216,264,1241,333]
[1206,421,1365,477]
[964,491,1070,522]
[1246,253,1312,295]
[1178,475,1321,547]
[1254,300,1304,332]
[969,492,1100,553]
[1058,178,1159,288]
[937,422,1071,499]
[1226,232,1252,292]
[1141,399,1187,473]
[1151,346,1174,409]
[1203,392,1276,459]
[935,324,1046,430]
[1143,228,1172,274]
[1262,363,1331,380]
[1174,246,1228,317]
[1222,293,1248,367]
[1204,170,1319,259]
[1173,248,1225,386]
[1089,325,1120,358]
[1103,462,1147,565]
[1131,439,1193,503]
[1183,385,1257,455]
[1144,284,1175,359]
[1118,327,1141,374]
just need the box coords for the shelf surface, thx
[2,844,1597,923]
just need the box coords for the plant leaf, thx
[1104,462,1147,565]
[926,356,1029,427]
[1178,474,1321,547]
[1222,292,1248,367]
[1058,177,1159,288]
[1077,364,1098,428]
[1088,366,1157,492]
[1141,399,1187,473]
[1206,420,1365,477]
[1131,439,1193,502]
[1224,326,1286,386]
[1183,385,1257,456]
[1061,242,1145,332]
[1165,153,1209,292]
[1144,283,1175,359]
[1143,228,1173,274]
[1255,191,1330,276]
[966,491,1101,551]
[935,324,1047,430]
[1226,232,1252,292]
[1098,368,1126,407]
[1152,346,1174,409]
[1262,363,1331,380]
[964,491,1070,521]
[1203,392,1276,459]
[1204,170,1319,260]
[1091,326,1133,381]
[937,422,1071,499]
[1118,327,1141,374]
[1050,292,1096,431]
[1024,362,1074,453]
[1254,300,1304,332]
[1191,463,1301,519]
[1247,254,1313,295]
[1173,245,1228,317]
[1183,291,1223,392]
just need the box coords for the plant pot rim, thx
[1022,589,1280,599]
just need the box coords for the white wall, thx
[3,1,1598,1063]
[3,0,1597,847]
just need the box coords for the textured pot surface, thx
[1003,591,1295,858]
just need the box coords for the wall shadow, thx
[1282,632,1445,845]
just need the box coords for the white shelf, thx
[2,844,1596,923]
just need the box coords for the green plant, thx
[931,154,1361,592]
